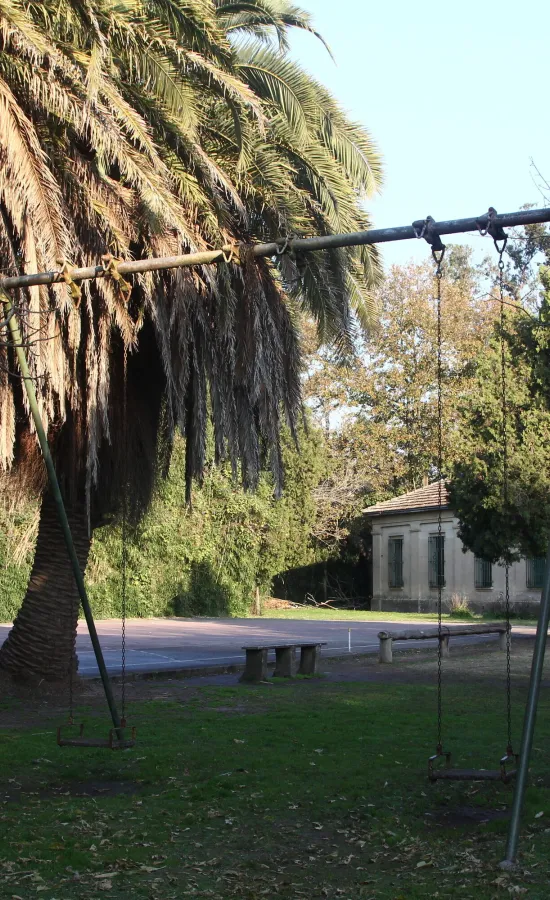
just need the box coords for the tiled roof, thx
[364,480,449,516]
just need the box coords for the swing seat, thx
[57,723,136,750]
[430,767,511,783]
[428,751,518,784]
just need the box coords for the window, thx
[474,557,492,589]
[526,557,546,590]
[388,537,404,588]
[428,534,445,588]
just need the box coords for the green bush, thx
[88,428,326,618]
[0,500,38,622]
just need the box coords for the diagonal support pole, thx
[0,289,123,737]
[500,542,550,868]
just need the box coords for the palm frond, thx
[0,0,383,509]
[0,76,71,266]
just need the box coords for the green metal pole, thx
[500,541,550,868]
[0,290,123,736]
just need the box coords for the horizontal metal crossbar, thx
[1,206,550,292]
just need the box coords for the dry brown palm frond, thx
[0,78,72,267]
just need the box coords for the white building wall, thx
[371,510,542,614]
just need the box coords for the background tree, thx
[300,250,498,559]
[450,224,550,562]
[0,0,382,680]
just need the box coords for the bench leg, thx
[298,645,320,676]
[379,637,393,663]
[439,635,450,657]
[499,630,507,651]
[273,646,296,678]
[239,648,268,684]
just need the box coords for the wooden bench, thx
[239,642,327,683]
[377,623,508,664]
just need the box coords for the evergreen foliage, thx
[450,298,550,563]
[0,498,38,621]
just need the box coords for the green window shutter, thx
[429,535,445,588]
[527,557,546,589]
[388,537,404,588]
[474,557,492,589]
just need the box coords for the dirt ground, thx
[1,634,548,731]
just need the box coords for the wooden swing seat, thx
[429,751,517,784]
[57,724,136,750]
[429,767,516,784]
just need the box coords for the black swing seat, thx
[429,767,516,784]
[57,723,136,750]
[429,751,517,784]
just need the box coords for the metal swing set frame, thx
[2,203,550,865]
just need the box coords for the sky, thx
[290,0,549,267]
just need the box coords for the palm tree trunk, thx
[0,492,91,682]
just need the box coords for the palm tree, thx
[0,0,382,681]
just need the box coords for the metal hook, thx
[412,219,428,240]
[221,244,240,265]
[485,208,509,256]
[412,216,446,254]
[275,234,295,256]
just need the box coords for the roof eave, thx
[366,504,451,517]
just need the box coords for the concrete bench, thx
[377,623,508,664]
[239,642,327,683]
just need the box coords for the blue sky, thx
[290,0,548,267]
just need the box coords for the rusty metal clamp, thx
[101,254,132,302]
[56,259,82,307]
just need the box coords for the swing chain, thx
[497,239,513,754]
[435,245,445,752]
[413,216,446,755]
[121,341,128,727]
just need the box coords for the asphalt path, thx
[0,617,537,677]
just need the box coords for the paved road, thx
[0,617,537,677]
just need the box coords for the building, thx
[365,481,544,615]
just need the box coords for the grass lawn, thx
[252,607,455,622]
[1,655,549,898]
[252,607,538,625]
